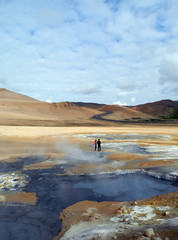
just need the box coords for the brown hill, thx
[0,89,101,126]
[2,88,174,125]
[73,102,106,109]
[98,105,154,120]
[0,88,38,102]
[130,100,178,117]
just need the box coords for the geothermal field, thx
[0,89,177,240]
[0,125,178,240]
[1,0,178,238]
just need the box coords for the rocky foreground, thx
[55,191,178,240]
[0,126,178,240]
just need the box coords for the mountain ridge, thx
[0,88,39,102]
[0,89,177,125]
[130,99,178,117]
[0,89,101,125]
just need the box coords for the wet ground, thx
[74,133,171,141]
[0,156,49,173]
[0,132,178,240]
[0,163,178,240]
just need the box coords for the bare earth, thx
[0,89,159,126]
[0,125,178,239]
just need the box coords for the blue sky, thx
[0,0,178,105]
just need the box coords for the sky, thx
[0,0,178,105]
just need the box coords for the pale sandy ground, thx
[1,125,178,170]
[0,125,177,165]
[0,192,37,205]
[0,125,178,239]
[1,125,178,138]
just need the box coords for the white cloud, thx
[46,99,52,103]
[113,100,127,106]
[36,8,63,27]
[117,91,131,96]
[116,81,137,91]
[0,0,177,104]
[130,97,136,104]
[159,51,178,83]
[74,84,100,95]
[159,51,178,97]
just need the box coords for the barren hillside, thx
[0,89,101,126]
[2,89,175,126]
[130,100,178,117]
[98,105,154,120]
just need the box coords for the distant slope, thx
[98,105,154,120]
[130,100,178,117]
[0,88,39,102]
[2,88,177,125]
[73,102,106,109]
[0,89,101,126]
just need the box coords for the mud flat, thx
[0,125,178,239]
[0,169,177,240]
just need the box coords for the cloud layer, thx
[0,0,178,105]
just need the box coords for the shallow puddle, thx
[74,133,170,141]
[103,142,149,154]
[74,172,178,201]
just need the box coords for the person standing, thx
[94,139,97,151]
[97,139,101,151]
